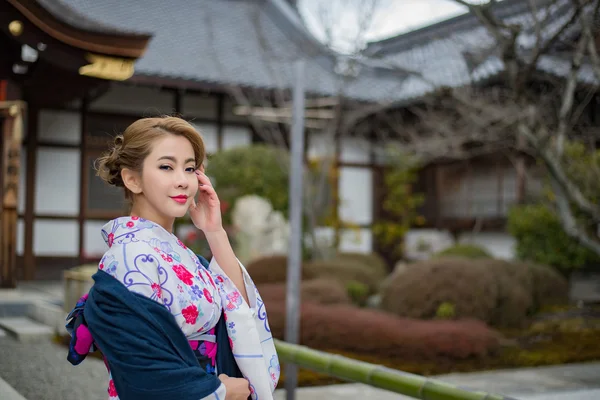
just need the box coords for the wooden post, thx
[0,102,25,288]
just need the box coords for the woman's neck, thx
[130,204,175,233]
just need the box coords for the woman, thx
[65,116,279,400]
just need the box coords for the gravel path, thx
[0,336,107,400]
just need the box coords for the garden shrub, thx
[345,281,370,306]
[380,257,570,328]
[206,145,290,223]
[380,257,500,324]
[257,279,351,307]
[304,259,381,294]
[525,262,569,310]
[434,244,492,259]
[486,260,533,328]
[246,255,315,285]
[335,252,389,280]
[507,203,600,274]
[266,302,500,361]
[435,302,456,319]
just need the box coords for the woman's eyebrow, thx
[157,155,195,164]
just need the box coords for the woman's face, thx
[129,134,199,228]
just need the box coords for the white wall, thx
[38,110,80,145]
[17,219,24,256]
[339,228,373,253]
[34,219,78,256]
[222,125,252,150]
[84,220,109,259]
[458,232,516,260]
[35,148,80,216]
[191,122,218,154]
[338,166,373,253]
[404,229,516,260]
[338,167,372,226]
[404,229,455,260]
[309,226,373,254]
[307,133,334,160]
[339,137,370,164]
[90,84,175,115]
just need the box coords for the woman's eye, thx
[185,167,196,172]
[159,165,172,171]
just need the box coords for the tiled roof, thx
[44,0,591,104]
[52,0,404,102]
[364,0,597,103]
[36,0,149,37]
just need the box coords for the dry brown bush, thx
[304,259,381,294]
[257,278,351,307]
[379,257,570,328]
[246,255,315,285]
[267,302,500,361]
[379,257,500,323]
[335,252,389,280]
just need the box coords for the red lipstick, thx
[171,195,188,204]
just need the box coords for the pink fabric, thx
[74,324,94,355]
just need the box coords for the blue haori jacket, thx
[66,268,242,400]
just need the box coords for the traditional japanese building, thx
[2,0,588,286]
[0,0,402,285]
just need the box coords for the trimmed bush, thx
[434,244,492,259]
[380,257,500,323]
[246,255,315,285]
[526,262,569,309]
[257,279,351,307]
[380,257,569,329]
[508,203,600,273]
[267,302,500,361]
[335,252,389,280]
[486,260,533,328]
[304,259,381,294]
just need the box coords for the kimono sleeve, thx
[208,258,280,400]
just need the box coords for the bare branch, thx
[518,124,600,221]
[524,3,583,80]
[550,176,600,254]
[556,29,589,153]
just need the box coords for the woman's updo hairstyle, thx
[96,116,205,201]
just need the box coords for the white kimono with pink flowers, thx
[98,216,279,400]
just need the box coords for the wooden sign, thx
[79,53,135,81]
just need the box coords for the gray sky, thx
[298,0,470,53]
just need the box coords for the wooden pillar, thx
[0,103,25,288]
[78,96,89,265]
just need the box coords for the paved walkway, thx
[272,362,600,400]
[2,281,600,399]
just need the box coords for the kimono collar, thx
[101,216,180,249]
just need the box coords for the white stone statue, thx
[231,195,290,263]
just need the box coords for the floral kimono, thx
[96,216,279,400]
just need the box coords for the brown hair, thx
[95,116,205,201]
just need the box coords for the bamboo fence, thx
[274,339,520,400]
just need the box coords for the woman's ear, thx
[122,168,142,194]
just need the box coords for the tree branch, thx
[550,175,600,254]
[518,124,600,222]
[556,27,589,153]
